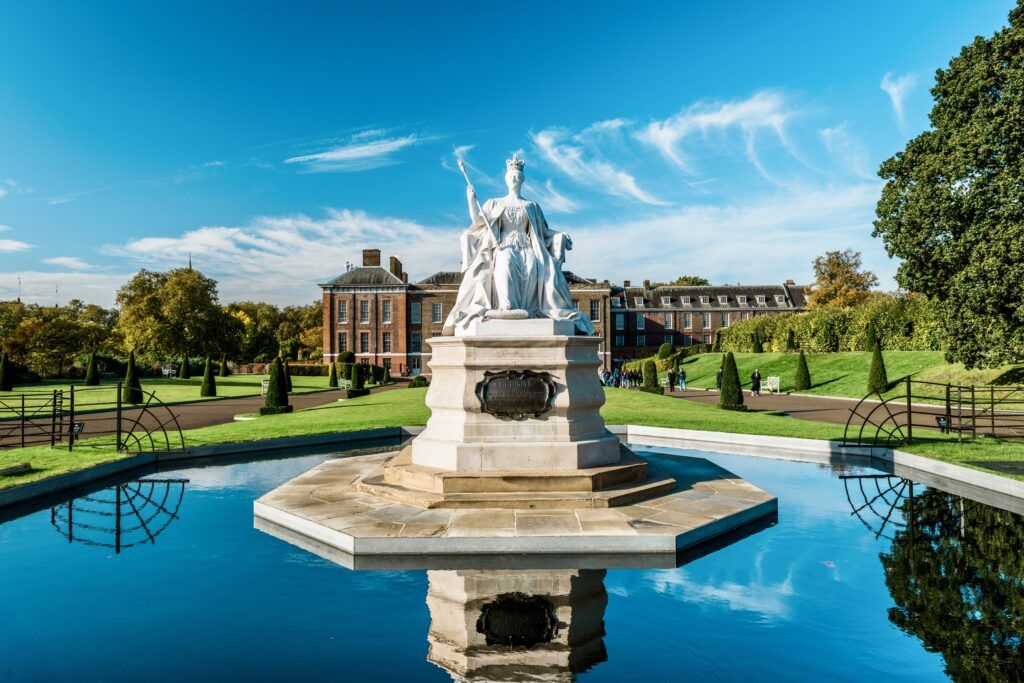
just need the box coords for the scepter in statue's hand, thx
[457,158,496,249]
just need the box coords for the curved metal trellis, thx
[840,473,915,541]
[50,478,189,553]
[117,387,186,454]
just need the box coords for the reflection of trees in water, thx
[882,489,1024,681]
[50,479,188,553]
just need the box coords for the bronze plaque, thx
[475,370,557,420]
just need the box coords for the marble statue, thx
[443,155,595,335]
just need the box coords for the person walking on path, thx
[715,366,723,390]
[751,369,762,397]
[678,369,687,391]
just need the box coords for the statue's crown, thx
[505,154,525,171]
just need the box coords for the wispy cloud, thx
[0,226,33,252]
[527,179,582,214]
[42,256,91,270]
[636,90,796,178]
[531,128,668,206]
[285,132,425,172]
[820,123,874,180]
[880,71,919,127]
[646,558,796,622]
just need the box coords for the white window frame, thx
[636,313,645,331]
[359,332,370,353]
[775,295,786,305]
[756,295,767,306]
[614,335,625,347]
[721,312,729,327]
[615,314,624,331]
[660,296,673,306]
[337,332,347,352]
[718,295,728,305]
[381,299,392,324]
[737,295,748,305]
[337,300,348,323]
[701,313,711,329]
[634,296,645,308]
[684,312,692,329]
[382,331,392,353]
[410,301,421,325]
[431,302,443,323]
[610,296,622,307]
[589,300,601,322]
[359,299,369,324]
[682,296,692,305]
[663,312,672,328]
[699,295,710,305]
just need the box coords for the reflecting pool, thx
[1,444,1021,681]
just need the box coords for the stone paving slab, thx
[254,450,777,555]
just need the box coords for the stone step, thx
[355,471,677,510]
[382,446,649,494]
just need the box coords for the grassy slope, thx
[0,374,332,413]
[672,351,1023,400]
[2,386,1022,490]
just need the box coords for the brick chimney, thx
[643,279,651,289]
[389,255,403,277]
[784,278,796,285]
[401,271,408,283]
[362,249,381,267]
[623,280,631,287]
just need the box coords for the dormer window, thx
[775,295,786,305]
[699,296,710,305]
[634,296,645,308]
[660,296,673,306]
[611,296,622,307]
[682,296,692,305]
[756,295,766,306]
[718,296,728,305]
[737,295,748,305]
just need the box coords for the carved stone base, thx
[484,308,529,320]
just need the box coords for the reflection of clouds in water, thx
[646,550,795,622]
[167,454,337,491]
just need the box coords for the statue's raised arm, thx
[443,154,595,336]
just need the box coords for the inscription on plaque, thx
[475,369,557,420]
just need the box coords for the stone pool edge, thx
[2,424,1022,512]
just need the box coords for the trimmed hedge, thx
[794,350,811,391]
[622,344,711,373]
[0,351,14,391]
[328,362,338,388]
[122,352,143,405]
[346,388,371,399]
[84,351,100,386]
[338,351,356,364]
[656,343,674,360]
[200,357,217,397]
[642,360,657,388]
[719,352,746,411]
[260,357,292,415]
[868,344,889,394]
[408,376,430,388]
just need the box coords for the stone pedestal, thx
[412,319,620,472]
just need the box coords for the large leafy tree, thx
[874,2,1024,367]
[882,489,1024,680]
[651,275,711,287]
[805,249,878,309]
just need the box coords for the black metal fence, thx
[0,384,184,453]
[844,376,1024,451]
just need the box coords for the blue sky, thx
[0,0,1017,306]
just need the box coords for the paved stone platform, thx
[253,451,777,555]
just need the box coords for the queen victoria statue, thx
[443,155,595,336]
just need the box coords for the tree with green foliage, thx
[752,334,764,353]
[719,352,746,411]
[794,350,811,391]
[0,351,12,391]
[785,329,796,352]
[338,350,355,364]
[84,351,100,386]
[874,3,1024,368]
[282,358,293,392]
[651,275,711,286]
[122,352,143,405]
[639,360,662,395]
[865,323,878,352]
[260,357,292,415]
[657,343,674,359]
[219,353,230,377]
[328,361,339,388]
[806,249,878,309]
[867,343,889,394]
[200,357,216,397]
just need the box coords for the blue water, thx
[1,445,1020,682]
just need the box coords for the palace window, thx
[664,334,673,345]
[589,300,601,322]
[337,332,347,352]
[410,357,421,373]
[359,300,369,323]
[737,295,748,305]
[411,302,422,325]
[682,334,693,346]
[359,332,369,353]
[381,300,392,324]
[431,302,443,323]
[337,300,348,323]
[682,296,692,305]
[721,312,729,327]
[636,313,645,331]
[637,335,646,347]
[663,312,672,328]
[610,296,622,307]
[615,314,625,331]
[775,295,786,305]
[683,313,692,329]
[756,295,767,306]
[742,312,750,320]
[718,295,728,305]
[701,313,711,329]
[383,358,391,372]
[699,295,710,305]
[614,335,625,347]
[634,296,645,308]
[702,334,712,345]
[382,332,392,353]
[661,296,673,306]
[411,332,422,353]
[572,299,580,310]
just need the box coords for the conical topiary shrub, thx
[786,329,797,352]
[283,359,293,392]
[712,331,722,352]
[868,343,889,394]
[200,357,216,397]
[794,350,811,391]
[0,351,13,391]
[752,334,764,353]
[122,352,143,405]
[178,353,191,379]
[260,357,292,415]
[219,353,230,377]
[84,351,100,386]
[347,362,369,398]
[719,352,746,411]
[382,364,391,384]
[328,361,338,388]
[865,323,878,352]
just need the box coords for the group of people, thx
[714,366,764,396]
[599,367,688,391]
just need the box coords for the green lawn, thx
[671,351,1024,401]
[0,374,333,414]
[1,386,1022,491]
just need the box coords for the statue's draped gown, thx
[444,196,596,335]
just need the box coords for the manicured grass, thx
[671,351,1023,401]
[0,374,333,414]
[1,386,1022,491]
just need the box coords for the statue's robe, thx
[443,197,595,335]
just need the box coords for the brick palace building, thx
[320,249,807,375]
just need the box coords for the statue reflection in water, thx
[425,568,607,682]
